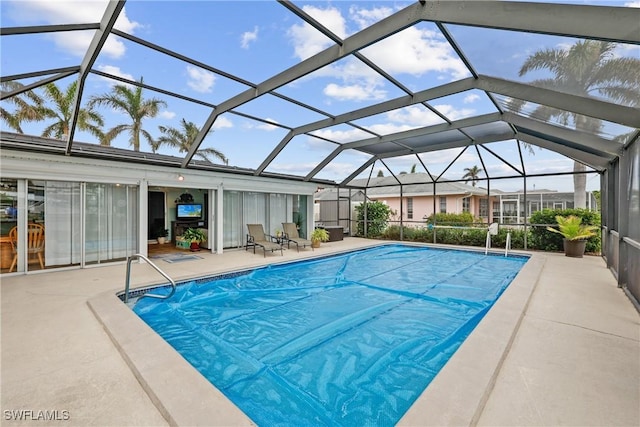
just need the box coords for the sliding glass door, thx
[223,191,243,248]
[37,180,82,269]
[85,183,138,265]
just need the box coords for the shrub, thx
[489,228,527,250]
[425,212,476,226]
[380,224,528,250]
[529,208,600,253]
[355,201,395,237]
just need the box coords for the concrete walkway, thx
[478,253,640,426]
[1,239,638,426]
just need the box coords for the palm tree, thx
[88,77,166,151]
[156,118,228,164]
[40,81,104,140]
[518,41,640,208]
[1,81,45,133]
[462,165,483,186]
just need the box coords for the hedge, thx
[381,225,527,249]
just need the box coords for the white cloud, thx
[95,65,135,86]
[159,111,176,120]
[386,106,443,127]
[310,127,371,144]
[288,6,347,60]
[348,5,395,30]
[431,104,475,121]
[287,4,469,107]
[241,26,259,49]
[186,66,215,93]
[211,116,233,130]
[625,1,640,7]
[323,82,386,101]
[361,26,469,80]
[6,1,140,58]
[464,94,480,104]
[363,122,415,135]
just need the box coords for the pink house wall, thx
[370,194,495,225]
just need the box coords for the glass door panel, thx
[37,180,82,269]
[0,178,18,273]
[223,191,243,248]
[85,183,138,265]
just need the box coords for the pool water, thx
[133,244,528,426]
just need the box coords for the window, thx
[407,197,413,219]
[439,196,447,213]
[462,197,470,213]
[529,201,540,217]
[479,198,488,217]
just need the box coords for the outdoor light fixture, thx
[177,174,184,181]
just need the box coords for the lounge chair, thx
[282,222,313,252]
[246,224,283,257]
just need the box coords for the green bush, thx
[355,201,394,237]
[425,212,476,225]
[489,228,527,249]
[529,208,600,253]
[380,224,528,250]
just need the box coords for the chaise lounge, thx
[282,222,313,252]
[246,224,283,257]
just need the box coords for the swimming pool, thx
[133,244,528,426]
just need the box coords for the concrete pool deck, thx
[1,238,638,426]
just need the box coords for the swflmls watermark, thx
[4,409,70,421]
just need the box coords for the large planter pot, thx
[563,239,587,258]
[311,240,321,249]
[190,242,200,252]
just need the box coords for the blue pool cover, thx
[133,244,528,426]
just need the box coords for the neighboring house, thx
[352,174,494,226]
[315,174,496,228]
[491,189,598,224]
[314,174,598,229]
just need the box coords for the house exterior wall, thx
[369,194,495,226]
[1,148,318,274]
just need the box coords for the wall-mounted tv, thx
[176,203,202,220]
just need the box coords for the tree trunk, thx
[573,161,587,209]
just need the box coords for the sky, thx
[1,0,638,193]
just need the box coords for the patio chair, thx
[282,222,313,252]
[9,223,45,272]
[246,224,283,257]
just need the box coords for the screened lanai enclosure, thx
[1,1,639,301]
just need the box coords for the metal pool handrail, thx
[124,254,176,303]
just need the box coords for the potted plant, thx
[310,228,330,248]
[546,215,598,258]
[156,228,169,245]
[182,227,206,251]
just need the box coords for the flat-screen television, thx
[176,203,202,220]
